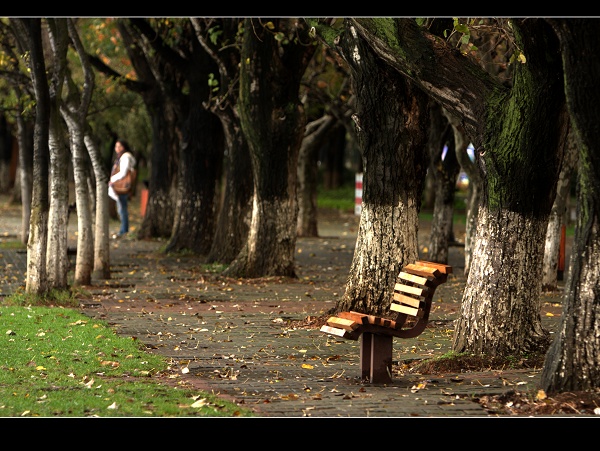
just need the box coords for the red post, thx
[355,173,363,216]
[140,188,149,218]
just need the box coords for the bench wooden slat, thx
[320,325,361,341]
[394,282,427,297]
[338,311,369,324]
[326,316,360,331]
[392,292,422,308]
[398,271,428,286]
[320,325,348,337]
[390,303,422,317]
[416,260,453,275]
[403,264,441,279]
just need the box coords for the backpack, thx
[112,152,138,196]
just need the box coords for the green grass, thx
[0,305,253,417]
[0,239,26,250]
[317,185,355,212]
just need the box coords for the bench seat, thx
[320,260,452,384]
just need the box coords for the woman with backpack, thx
[108,139,136,238]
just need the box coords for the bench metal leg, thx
[360,333,393,384]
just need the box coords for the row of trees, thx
[0,18,597,395]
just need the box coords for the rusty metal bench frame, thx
[320,260,452,384]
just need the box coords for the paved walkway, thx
[0,195,567,417]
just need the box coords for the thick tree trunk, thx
[137,114,177,240]
[452,207,551,355]
[335,20,430,316]
[45,20,70,290]
[12,18,51,295]
[206,110,253,264]
[541,19,600,393]
[225,18,316,278]
[163,26,223,255]
[194,18,254,265]
[46,107,70,289]
[165,109,222,255]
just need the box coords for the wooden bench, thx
[320,260,452,384]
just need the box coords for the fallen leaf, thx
[191,398,208,408]
[100,361,120,368]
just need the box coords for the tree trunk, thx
[192,18,254,265]
[84,131,111,279]
[542,123,578,291]
[162,25,223,255]
[165,109,222,254]
[62,20,97,286]
[45,19,70,290]
[67,124,94,286]
[12,18,51,295]
[541,19,600,393]
[16,113,33,245]
[225,18,316,278]
[340,18,568,357]
[321,123,347,190]
[46,105,70,289]
[427,101,460,264]
[206,109,253,264]
[335,20,430,316]
[112,20,177,241]
[297,114,336,237]
[452,207,552,354]
[446,114,481,277]
[136,102,177,239]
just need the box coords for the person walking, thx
[108,139,136,238]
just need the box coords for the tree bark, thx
[444,112,482,277]
[225,18,316,278]
[192,18,254,264]
[297,114,336,237]
[541,19,600,393]
[61,19,96,286]
[45,19,70,290]
[11,18,51,295]
[16,113,33,245]
[427,101,460,264]
[334,20,430,316]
